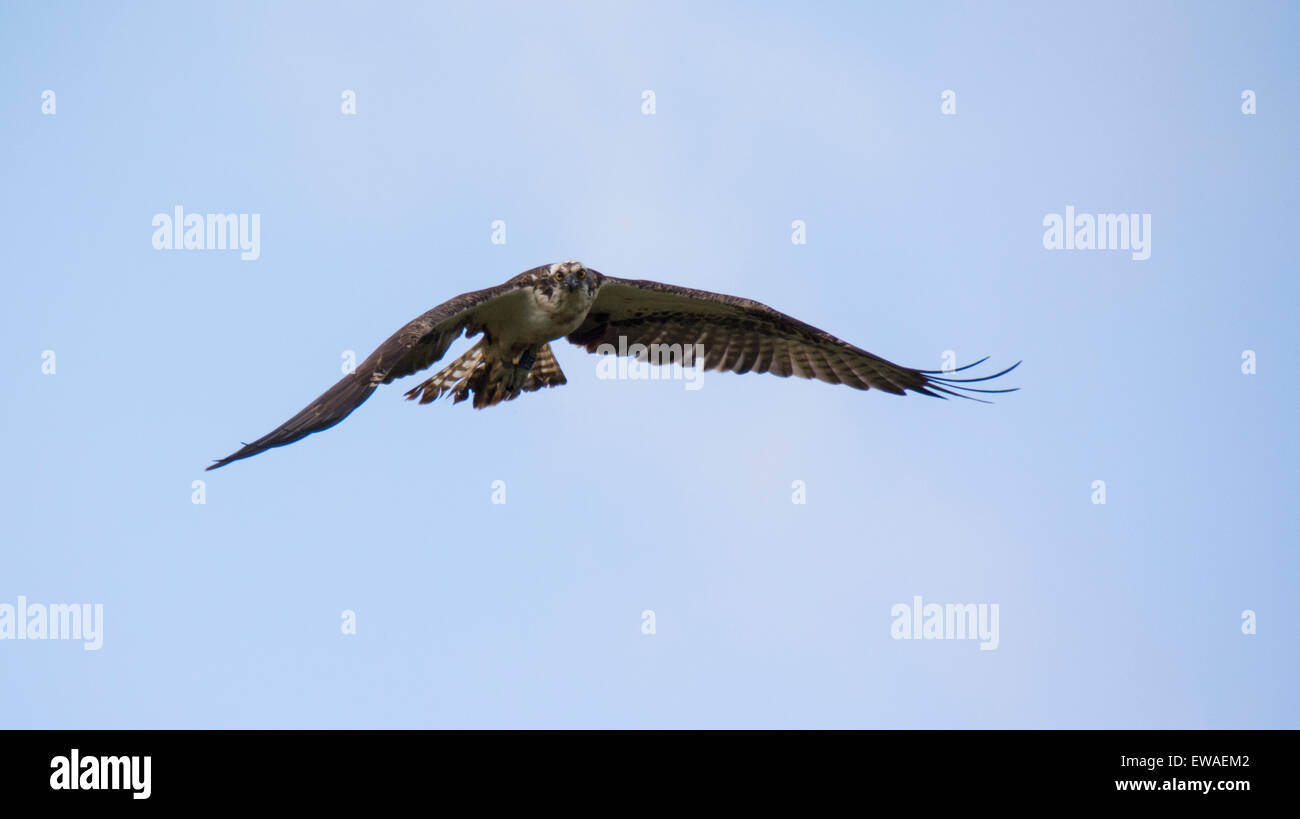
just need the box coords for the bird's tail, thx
[404,342,567,409]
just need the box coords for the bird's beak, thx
[565,278,580,292]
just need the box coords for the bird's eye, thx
[578,270,585,279]
[555,272,564,281]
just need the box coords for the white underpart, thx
[474,276,597,355]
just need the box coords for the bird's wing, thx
[207,278,531,470]
[567,276,1018,398]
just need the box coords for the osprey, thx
[207,261,1018,470]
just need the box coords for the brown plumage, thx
[404,342,567,408]
[565,278,1016,398]
[207,262,1017,470]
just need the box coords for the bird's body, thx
[207,261,1018,470]
[482,267,597,353]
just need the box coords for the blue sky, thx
[2,1,1296,728]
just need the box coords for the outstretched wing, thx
[567,276,1018,398]
[206,277,531,470]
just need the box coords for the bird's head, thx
[544,260,602,299]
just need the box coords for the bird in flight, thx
[207,261,1018,470]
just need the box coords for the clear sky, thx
[2,1,1296,728]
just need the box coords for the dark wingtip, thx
[205,442,257,471]
[915,358,1021,402]
[916,355,990,376]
